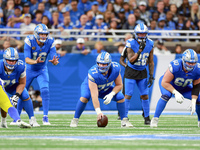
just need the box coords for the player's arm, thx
[119,56,126,67]
[148,48,154,76]
[16,76,26,95]
[49,42,59,65]
[127,47,140,64]
[161,68,175,93]
[88,79,103,119]
[113,73,123,94]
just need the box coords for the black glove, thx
[147,75,155,88]
[139,41,146,51]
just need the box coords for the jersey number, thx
[4,79,16,87]
[134,53,149,66]
[174,78,193,87]
[32,52,47,61]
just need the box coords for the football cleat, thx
[144,116,151,125]
[10,121,18,126]
[29,116,40,127]
[16,120,31,128]
[150,117,159,128]
[117,112,121,120]
[121,117,133,128]
[70,118,79,127]
[198,121,200,127]
[43,116,51,125]
[0,122,8,128]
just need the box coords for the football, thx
[97,115,108,127]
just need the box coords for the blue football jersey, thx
[0,59,25,90]
[168,59,200,91]
[24,35,57,71]
[125,38,154,70]
[83,62,121,95]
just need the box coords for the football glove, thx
[103,91,115,105]
[172,89,184,104]
[147,75,155,88]
[139,40,146,51]
[189,99,196,115]
[10,93,20,106]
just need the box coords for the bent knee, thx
[117,99,125,103]
[80,97,88,103]
[140,95,148,100]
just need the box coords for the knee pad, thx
[161,95,170,101]
[40,87,49,101]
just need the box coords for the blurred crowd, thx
[0,0,200,53]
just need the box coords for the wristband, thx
[137,51,141,55]
[15,92,20,97]
[95,108,102,115]
[192,98,197,104]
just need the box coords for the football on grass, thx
[97,115,108,127]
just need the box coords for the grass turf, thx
[0,112,200,150]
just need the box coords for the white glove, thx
[189,99,196,115]
[172,89,184,104]
[103,91,116,105]
[10,93,20,106]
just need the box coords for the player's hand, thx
[103,91,115,105]
[10,93,20,107]
[35,56,44,64]
[147,75,155,88]
[139,40,146,51]
[172,89,184,104]
[188,99,196,115]
[49,56,59,65]
[97,113,104,120]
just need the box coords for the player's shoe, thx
[43,116,51,125]
[70,118,79,127]
[10,121,18,125]
[144,116,151,125]
[29,116,40,127]
[16,120,31,128]
[0,122,8,128]
[150,117,159,128]
[198,121,200,127]
[121,117,133,127]
[117,112,121,120]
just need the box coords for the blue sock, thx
[142,99,150,118]
[17,98,23,116]
[23,99,34,119]
[41,87,50,116]
[117,101,126,120]
[8,107,20,122]
[154,98,167,118]
[196,105,200,121]
[74,100,87,118]
[125,99,130,117]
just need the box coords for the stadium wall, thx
[0,53,198,111]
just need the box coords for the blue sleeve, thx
[49,46,57,59]
[24,43,32,59]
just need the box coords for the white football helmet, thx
[134,23,148,42]
[3,47,19,70]
[96,52,112,73]
[34,24,49,43]
[182,49,198,71]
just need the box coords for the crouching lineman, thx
[150,49,200,127]
[0,77,31,128]
[0,47,40,127]
[70,52,133,127]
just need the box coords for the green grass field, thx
[1,111,200,150]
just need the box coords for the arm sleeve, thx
[24,37,32,59]
[49,42,58,59]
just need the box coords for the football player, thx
[0,47,39,127]
[70,52,133,127]
[151,49,200,127]
[24,24,59,125]
[124,23,154,125]
[0,77,31,128]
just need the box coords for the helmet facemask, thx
[134,23,148,42]
[182,49,198,72]
[34,24,49,43]
[96,52,112,73]
[3,47,19,70]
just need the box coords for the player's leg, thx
[37,70,51,125]
[1,108,7,128]
[150,76,172,127]
[20,89,40,127]
[137,79,150,125]
[70,82,90,127]
[117,77,125,120]
[124,78,136,117]
[0,85,31,128]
